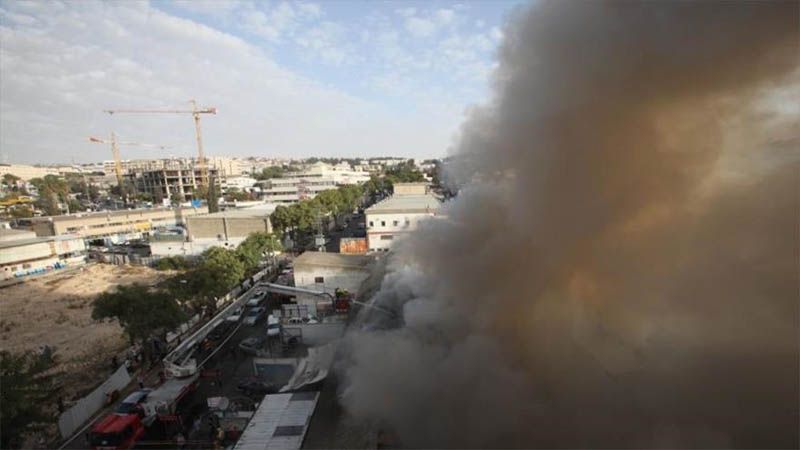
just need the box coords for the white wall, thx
[365,211,435,251]
[149,238,246,257]
[293,265,370,315]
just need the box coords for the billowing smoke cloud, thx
[339,1,799,448]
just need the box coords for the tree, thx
[2,173,21,191]
[224,188,252,202]
[154,256,191,271]
[92,284,185,345]
[314,189,343,216]
[8,205,33,219]
[236,232,282,272]
[170,192,184,206]
[0,350,56,449]
[253,166,285,181]
[191,247,245,307]
[31,175,69,216]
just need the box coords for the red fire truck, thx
[88,414,145,450]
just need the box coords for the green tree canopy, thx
[0,350,56,449]
[236,232,283,272]
[92,284,185,345]
[193,247,245,299]
[253,166,285,180]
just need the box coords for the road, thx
[61,273,282,450]
[324,212,366,253]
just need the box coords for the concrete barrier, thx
[57,365,131,438]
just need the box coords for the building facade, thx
[1,228,87,282]
[292,251,373,315]
[365,191,441,252]
[20,206,207,241]
[127,160,222,201]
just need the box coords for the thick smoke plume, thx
[340,1,799,448]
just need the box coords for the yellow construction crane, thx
[103,100,217,189]
[88,133,169,190]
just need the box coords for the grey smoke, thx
[340,1,799,448]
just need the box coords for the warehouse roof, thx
[293,251,373,270]
[0,233,83,250]
[233,392,319,450]
[191,203,278,219]
[365,193,441,214]
[0,228,36,242]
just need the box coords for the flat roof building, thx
[185,204,275,242]
[1,228,87,282]
[292,251,374,315]
[365,193,441,252]
[19,207,207,241]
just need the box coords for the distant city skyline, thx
[0,0,522,165]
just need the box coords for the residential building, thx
[1,227,87,282]
[19,206,207,242]
[222,176,257,192]
[365,191,441,252]
[293,162,371,185]
[259,177,339,203]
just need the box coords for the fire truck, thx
[88,374,198,450]
[88,414,145,450]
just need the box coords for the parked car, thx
[115,389,152,416]
[225,306,245,323]
[238,336,266,355]
[243,307,266,326]
[207,321,236,342]
[266,315,281,337]
[247,291,267,307]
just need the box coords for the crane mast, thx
[103,100,217,194]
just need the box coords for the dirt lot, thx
[0,263,170,396]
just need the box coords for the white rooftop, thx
[365,193,441,214]
[233,392,319,450]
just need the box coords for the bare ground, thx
[0,263,170,398]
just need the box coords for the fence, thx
[57,365,131,438]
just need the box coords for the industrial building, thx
[292,251,374,315]
[0,227,87,282]
[19,206,207,242]
[184,204,275,242]
[365,185,441,252]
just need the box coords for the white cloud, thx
[405,16,437,38]
[0,1,462,163]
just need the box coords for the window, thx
[381,221,386,226]
[405,218,411,226]
[369,221,374,227]
[380,235,394,240]
[314,276,324,283]
[393,220,399,226]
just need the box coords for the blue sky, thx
[0,0,524,164]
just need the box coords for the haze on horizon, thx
[0,0,519,165]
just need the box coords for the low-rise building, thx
[0,163,59,180]
[0,228,87,281]
[392,182,430,196]
[19,207,207,242]
[292,251,373,315]
[184,204,275,242]
[365,192,441,252]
